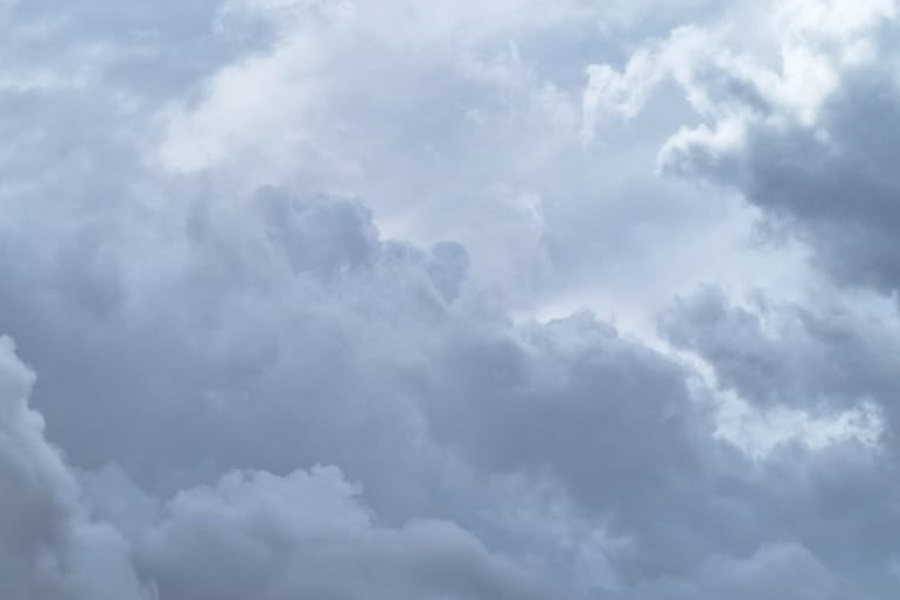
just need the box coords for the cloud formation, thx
[2,0,900,598]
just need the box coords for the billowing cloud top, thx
[0,0,899,598]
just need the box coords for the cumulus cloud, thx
[136,467,552,600]
[0,335,551,600]
[588,0,900,293]
[659,287,900,411]
[0,338,149,600]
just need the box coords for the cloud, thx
[135,467,553,600]
[0,337,149,600]
[658,285,900,595]
[630,542,861,600]
[659,287,900,411]
[588,0,900,293]
[2,0,900,598]
[0,335,554,600]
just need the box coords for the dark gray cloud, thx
[659,286,900,596]
[659,287,900,410]
[640,1,900,294]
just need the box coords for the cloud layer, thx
[1,0,900,598]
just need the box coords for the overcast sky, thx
[1,0,899,598]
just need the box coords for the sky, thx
[0,0,899,598]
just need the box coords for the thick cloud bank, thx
[1,0,900,598]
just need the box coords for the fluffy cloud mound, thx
[137,467,549,600]
[0,338,149,600]
[0,337,551,600]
